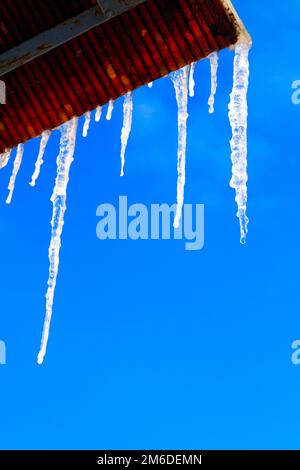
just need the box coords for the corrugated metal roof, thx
[0,0,244,153]
[0,0,97,53]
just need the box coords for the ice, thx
[82,111,91,138]
[29,130,51,187]
[120,91,133,177]
[106,99,114,121]
[95,106,102,122]
[6,144,24,204]
[0,28,252,364]
[208,52,218,114]
[189,62,196,97]
[228,39,251,244]
[0,149,12,169]
[37,117,78,364]
[170,66,189,229]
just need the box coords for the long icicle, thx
[0,149,12,169]
[37,117,78,364]
[6,143,24,204]
[120,91,133,177]
[29,130,51,187]
[106,99,114,121]
[170,66,189,229]
[228,38,251,244]
[208,52,219,114]
[82,111,91,138]
[95,106,102,122]
[189,62,196,97]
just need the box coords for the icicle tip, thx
[106,100,114,121]
[95,106,102,123]
[5,194,12,205]
[173,218,180,230]
[37,352,44,365]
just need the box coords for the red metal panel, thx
[0,0,97,53]
[0,0,240,153]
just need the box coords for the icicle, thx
[29,130,51,187]
[208,52,218,114]
[6,144,24,204]
[120,91,133,177]
[106,99,114,121]
[95,106,102,122]
[0,149,12,169]
[37,117,78,365]
[82,111,91,138]
[170,66,189,229]
[189,62,196,97]
[148,82,153,88]
[228,39,251,244]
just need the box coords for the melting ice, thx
[37,117,78,364]
[30,130,51,187]
[106,100,114,120]
[0,149,12,169]
[208,52,218,114]
[0,36,252,363]
[189,62,196,97]
[120,91,133,177]
[82,111,91,138]
[228,39,251,244]
[6,144,24,204]
[170,66,189,229]
[95,106,102,122]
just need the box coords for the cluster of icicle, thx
[168,40,250,241]
[0,38,250,363]
[82,94,133,177]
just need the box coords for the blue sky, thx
[0,0,300,450]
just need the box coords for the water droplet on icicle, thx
[95,106,102,122]
[6,143,24,204]
[120,91,133,177]
[170,66,189,229]
[208,52,218,114]
[0,149,12,169]
[228,38,251,244]
[189,62,196,97]
[37,117,78,365]
[29,130,51,187]
[106,100,115,121]
[82,111,91,138]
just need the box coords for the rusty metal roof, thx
[0,0,97,53]
[0,0,246,153]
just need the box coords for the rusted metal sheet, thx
[0,0,246,153]
[0,1,146,76]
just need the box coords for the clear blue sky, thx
[0,0,300,450]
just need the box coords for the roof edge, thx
[219,0,252,46]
